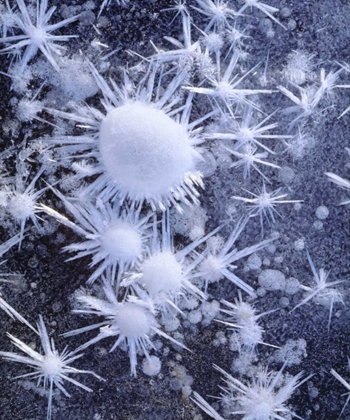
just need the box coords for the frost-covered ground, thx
[0,0,350,419]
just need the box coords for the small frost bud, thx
[247,253,262,271]
[142,356,161,377]
[274,255,284,264]
[267,244,276,254]
[279,166,295,184]
[266,28,275,39]
[164,317,180,332]
[201,32,224,53]
[283,50,315,85]
[287,19,297,31]
[256,286,266,297]
[308,385,319,399]
[182,385,192,399]
[274,338,307,366]
[187,309,202,324]
[258,269,286,291]
[201,300,220,321]
[285,277,300,295]
[189,225,205,241]
[293,239,305,251]
[280,7,292,18]
[279,297,289,308]
[313,220,323,230]
[315,205,329,220]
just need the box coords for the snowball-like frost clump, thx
[8,193,35,220]
[99,102,196,200]
[258,269,286,291]
[101,221,142,262]
[42,354,63,375]
[140,252,183,295]
[115,302,152,338]
[200,255,224,282]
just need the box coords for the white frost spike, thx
[191,0,237,32]
[0,232,26,257]
[0,294,37,333]
[98,0,129,18]
[162,0,189,25]
[216,293,279,349]
[326,172,350,190]
[226,144,280,183]
[330,369,350,417]
[186,50,274,112]
[152,14,200,63]
[192,391,225,420]
[279,68,341,130]
[236,0,287,30]
[326,171,350,205]
[215,363,312,419]
[207,105,293,155]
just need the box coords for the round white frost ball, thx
[142,356,161,376]
[247,253,262,271]
[258,269,286,291]
[99,102,196,200]
[141,252,182,295]
[279,166,295,184]
[116,303,152,338]
[293,239,305,251]
[188,309,202,324]
[315,205,329,220]
[313,220,323,230]
[285,277,300,295]
[101,221,142,262]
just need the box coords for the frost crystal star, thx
[64,281,187,377]
[122,211,215,323]
[39,188,152,286]
[0,0,80,74]
[292,250,344,330]
[0,315,102,420]
[46,62,210,211]
[5,161,46,250]
[232,183,302,235]
[195,217,276,295]
[193,364,312,420]
[236,0,287,30]
[191,0,237,32]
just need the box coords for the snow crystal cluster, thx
[0,0,349,419]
